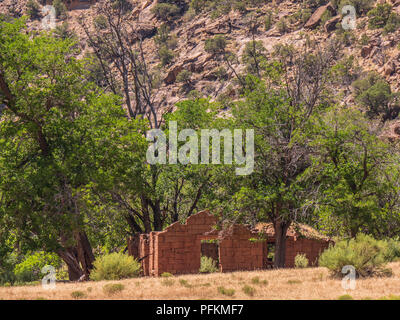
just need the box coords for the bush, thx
[94,15,108,30]
[199,256,219,273]
[242,285,256,296]
[160,272,173,277]
[383,13,400,34]
[103,283,125,295]
[204,35,227,55]
[14,251,61,283]
[158,46,174,66]
[176,70,192,84]
[264,11,273,31]
[151,3,181,21]
[242,40,267,75]
[71,291,86,299]
[277,18,288,34]
[338,294,353,300]
[26,0,41,20]
[367,3,392,29]
[161,278,175,286]
[331,0,374,14]
[251,276,268,285]
[352,72,398,120]
[383,239,400,262]
[90,252,141,281]
[52,0,67,19]
[319,234,391,278]
[217,286,235,296]
[179,279,192,288]
[294,253,309,268]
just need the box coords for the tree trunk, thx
[57,231,95,281]
[74,231,95,280]
[273,220,291,268]
[57,247,83,281]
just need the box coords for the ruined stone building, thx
[127,211,332,276]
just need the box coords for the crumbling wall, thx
[285,238,331,267]
[128,211,332,276]
[149,211,218,276]
[219,225,265,272]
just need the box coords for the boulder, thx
[324,15,341,32]
[361,45,373,58]
[304,2,335,29]
[130,22,157,42]
[394,124,400,136]
[384,60,396,76]
[164,65,184,85]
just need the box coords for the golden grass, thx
[2,262,400,300]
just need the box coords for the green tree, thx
[0,18,146,280]
[231,76,319,268]
[309,107,400,238]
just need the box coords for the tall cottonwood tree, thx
[230,40,342,268]
[0,18,146,280]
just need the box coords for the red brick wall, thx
[150,211,218,276]
[127,211,332,276]
[285,238,331,268]
[219,225,265,272]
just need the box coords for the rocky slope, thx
[2,0,400,135]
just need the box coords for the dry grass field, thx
[1,262,400,300]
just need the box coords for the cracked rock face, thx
[2,0,400,131]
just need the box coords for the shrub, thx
[204,35,227,55]
[26,0,41,20]
[160,272,173,278]
[151,3,181,21]
[352,72,398,120]
[264,11,273,31]
[54,22,77,40]
[179,279,192,288]
[383,13,400,34]
[379,294,400,300]
[319,234,391,278]
[161,278,175,286]
[294,253,309,268]
[383,239,400,262]
[176,70,192,84]
[277,18,288,34]
[242,285,256,297]
[71,291,86,299]
[338,294,353,300]
[367,3,392,29]
[287,279,302,285]
[52,0,67,19]
[242,40,267,75]
[94,15,108,30]
[90,252,141,281]
[103,283,125,295]
[158,46,174,66]
[199,256,219,273]
[251,276,268,285]
[331,0,374,14]
[217,286,235,296]
[14,252,61,283]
